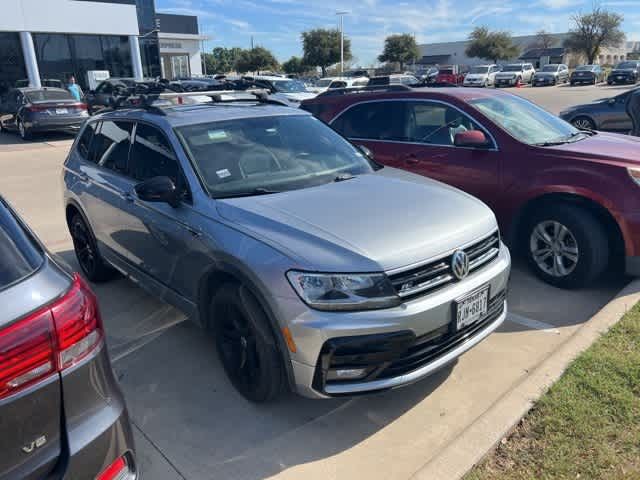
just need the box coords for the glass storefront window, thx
[0,33,27,96]
[33,33,134,90]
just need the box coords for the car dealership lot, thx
[0,84,632,479]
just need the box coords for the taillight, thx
[0,274,103,400]
[96,456,131,480]
[25,104,48,112]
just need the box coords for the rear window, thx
[25,90,74,102]
[0,200,43,290]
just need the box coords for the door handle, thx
[77,172,89,183]
[404,155,420,165]
[121,191,135,203]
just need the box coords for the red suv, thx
[302,86,640,288]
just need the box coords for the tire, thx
[524,204,609,288]
[570,81,576,86]
[572,116,596,130]
[210,283,285,402]
[18,119,32,140]
[69,213,115,282]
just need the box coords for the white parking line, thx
[507,313,561,334]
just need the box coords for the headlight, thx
[286,271,401,311]
[628,167,640,187]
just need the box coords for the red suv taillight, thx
[96,456,132,480]
[0,274,103,400]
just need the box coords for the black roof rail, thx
[316,84,412,97]
[99,88,288,116]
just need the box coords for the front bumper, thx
[571,74,594,83]
[285,245,511,398]
[495,78,517,87]
[463,78,487,87]
[533,77,556,86]
[609,74,636,84]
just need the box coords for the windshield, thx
[542,65,559,72]
[176,115,375,198]
[502,65,523,72]
[576,65,594,71]
[616,62,637,69]
[470,66,489,74]
[272,80,308,93]
[26,90,74,102]
[469,95,582,146]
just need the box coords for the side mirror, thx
[135,176,180,208]
[357,144,375,161]
[454,130,490,148]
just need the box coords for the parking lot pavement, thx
[0,133,629,480]
[504,82,636,114]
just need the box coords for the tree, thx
[564,7,625,64]
[302,29,351,77]
[234,47,279,74]
[465,26,520,63]
[378,34,420,71]
[203,47,243,74]
[282,56,307,75]
[532,30,556,50]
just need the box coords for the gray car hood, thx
[216,168,496,272]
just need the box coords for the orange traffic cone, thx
[516,77,523,88]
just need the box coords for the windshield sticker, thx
[208,130,228,141]
[216,169,231,179]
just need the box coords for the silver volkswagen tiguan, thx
[63,99,511,401]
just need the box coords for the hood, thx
[544,132,640,167]
[612,68,636,73]
[278,92,317,102]
[216,168,496,272]
[465,73,488,80]
[495,71,519,77]
[535,72,558,77]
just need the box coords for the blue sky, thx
[155,0,640,66]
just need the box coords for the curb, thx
[410,278,640,480]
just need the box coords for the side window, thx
[330,81,347,89]
[90,121,133,174]
[77,122,97,160]
[332,101,407,141]
[129,124,187,197]
[407,101,482,146]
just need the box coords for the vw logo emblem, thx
[451,250,470,280]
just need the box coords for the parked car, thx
[463,65,501,87]
[435,65,466,85]
[532,64,569,86]
[0,195,136,479]
[559,88,635,132]
[0,87,89,140]
[85,78,137,113]
[368,74,421,87]
[570,65,606,85]
[307,77,369,94]
[302,86,640,288]
[494,63,535,87]
[418,67,439,84]
[607,61,640,85]
[63,97,510,402]
[247,75,317,103]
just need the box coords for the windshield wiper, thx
[215,187,281,199]
[334,173,356,182]
[535,131,591,147]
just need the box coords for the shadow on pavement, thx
[54,248,455,479]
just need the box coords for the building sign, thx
[160,42,183,50]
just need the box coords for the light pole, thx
[336,11,349,75]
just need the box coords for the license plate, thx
[455,286,489,330]
[56,108,68,114]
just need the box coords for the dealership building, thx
[0,0,207,95]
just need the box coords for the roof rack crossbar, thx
[317,84,412,97]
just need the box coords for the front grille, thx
[376,290,506,379]
[389,231,500,301]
